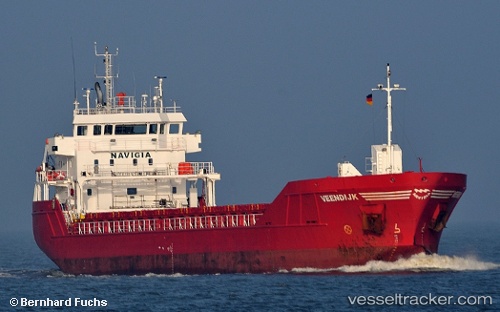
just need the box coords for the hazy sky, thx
[1,1,498,232]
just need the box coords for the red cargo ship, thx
[32,45,466,275]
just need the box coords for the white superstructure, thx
[33,44,220,219]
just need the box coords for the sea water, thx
[0,222,498,311]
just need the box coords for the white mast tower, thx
[371,63,406,174]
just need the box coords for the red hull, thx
[33,172,466,275]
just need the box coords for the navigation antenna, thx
[94,43,119,108]
[371,63,406,173]
[71,38,81,111]
[154,76,167,111]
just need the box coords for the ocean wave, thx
[0,272,14,278]
[42,270,204,278]
[335,253,500,273]
[46,269,77,278]
[142,272,188,278]
[0,268,62,278]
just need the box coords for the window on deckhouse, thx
[77,126,87,136]
[169,124,180,134]
[115,124,147,135]
[104,125,113,135]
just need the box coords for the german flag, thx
[366,94,373,106]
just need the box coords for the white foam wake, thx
[288,253,499,274]
[335,253,500,273]
[0,272,14,278]
[140,272,188,278]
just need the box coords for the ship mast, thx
[95,43,119,108]
[372,63,406,173]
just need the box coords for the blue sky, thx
[0,1,498,232]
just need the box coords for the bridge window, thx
[169,124,180,134]
[115,124,147,135]
[104,125,113,135]
[93,125,102,135]
[127,188,137,195]
[159,124,165,134]
[77,126,87,136]
[149,124,158,134]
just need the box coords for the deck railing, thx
[71,213,263,235]
[81,162,216,178]
[74,98,181,116]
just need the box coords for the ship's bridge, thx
[71,97,201,154]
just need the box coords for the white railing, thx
[82,162,216,178]
[36,170,68,183]
[73,213,263,235]
[365,157,374,173]
[74,99,181,116]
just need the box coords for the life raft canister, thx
[178,162,194,175]
[117,92,126,106]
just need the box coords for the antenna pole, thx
[154,76,167,111]
[83,88,93,112]
[372,63,406,173]
[95,43,118,107]
[71,38,77,101]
